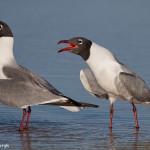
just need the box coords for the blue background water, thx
[0,1,150,149]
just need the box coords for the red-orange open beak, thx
[57,40,78,53]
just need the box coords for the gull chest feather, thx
[86,43,122,95]
[0,37,16,79]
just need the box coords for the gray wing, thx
[1,65,99,109]
[80,68,108,99]
[4,65,64,96]
[0,65,69,108]
[118,72,150,103]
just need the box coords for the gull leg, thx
[25,106,31,129]
[131,102,139,128]
[109,104,114,128]
[19,108,27,131]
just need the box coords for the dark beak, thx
[57,40,78,53]
[57,40,69,45]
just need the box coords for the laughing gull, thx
[58,37,150,128]
[0,23,98,131]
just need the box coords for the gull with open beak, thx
[58,37,150,129]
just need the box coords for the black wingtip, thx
[79,102,99,108]
[66,97,99,108]
[42,95,99,108]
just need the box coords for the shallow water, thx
[0,0,150,149]
[1,104,150,149]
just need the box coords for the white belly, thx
[95,72,117,94]
[99,64,120,92]
[86,42,124,96]
[88,60,122,95]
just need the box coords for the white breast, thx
[0,37,16,79]
[86,42,123,95]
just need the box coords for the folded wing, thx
[0,65,98,112]
[118,72,150,103]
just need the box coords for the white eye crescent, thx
[0,25,3,30]
[78,39,83,44]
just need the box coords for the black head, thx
[0,21,13,37]
[58,37,92,60]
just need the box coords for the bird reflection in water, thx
[108,128,139,150]
[19,129,31,150]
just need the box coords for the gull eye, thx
[0,25,3,30]
[78,39,83,44]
